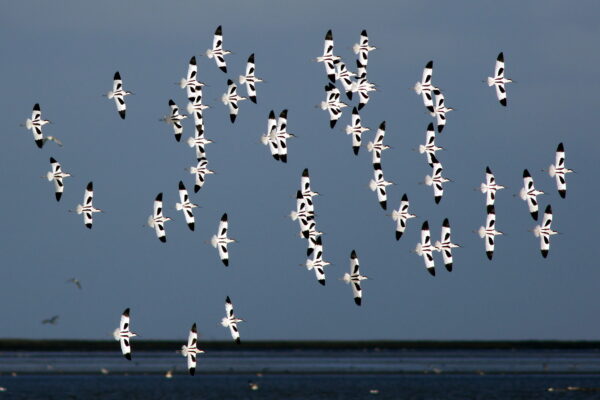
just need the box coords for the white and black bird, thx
[239,53,262,103]
[478,205,503,260]
[369,163,393,210]
[180,56,205,102]
[487,52,513,106]
[353,30,376,66]
[316,29,340,83]
[367,121,389,164]
[222,79,246,123]
[221,296,244,344]
[161,99,187,142]
[46,157,71,201]
[211,213,236,266]
[291,190,314,238]
[175,181,198,231]
[300,168,319,214]
[352,60,376,110]
[424,155,450,204]
[520,169,544,220]
[113,308,137,360]
[75,182,103,229]
[260,110,280,161]
[147,193,171,243]
[187,124,213,160]
[392,194,416,240]
[106,72,132,119]
[206,25,230,73]
[305,236,329,286]
[305,219,323,256]
[274,109,295,163]
[480,166,505,207]
[548,142,573,198]
[66,277,82,290]
[415,221,435,276]
[533,204,558,258]
[419,123,443,167]
[345,107,369,155]
[413,61,438,113]
[335,60,355,100]
[434,218,460,272]
[186,86,209,126]
[342,250,368,306]
[320,82,348,129]
[24,103,58,148]
[188,157,214,193]
[431,89,453,133]
[181,323,204,375]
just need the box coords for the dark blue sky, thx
[1,1,598,340]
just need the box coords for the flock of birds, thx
[21,26,573,375]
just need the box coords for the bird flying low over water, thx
[342,250,368,306]
[369,163,393,210]
[222,79,246,123]
[239,53,262,103]
[480,166,505,207]
[487,52,512,106]
[316,29,340,83]
[175,181,198,231]
[221,296,244,344]
[478,205,503,260]
[147,193,171,243]
[415,221,435,276]
[548,142,573,198]
[367,121,389,165]
[431,89,453,133]
[113,308,137,360]
[24,103,59,148]
[419,123,443,167]
[161,99,187,142]
[206,25,231,73]
[211,213,236,266]
[46,157,71,201]
[181,323,204,375]
[42,315,59,325]
[414,61,438,113]
[424,155,449,204]
[188,157,214,193]
[353,30,376,67]
[434,218,460,272]
[106,71,132,119]
[533,204,558,258]
[345,107,370,155]
[180,56,205,102]
[320,82,348,129]
[392,194,416,240]
[520,169,544,220]
[305,236,329,285]
[75,182,103,229]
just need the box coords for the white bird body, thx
[181,323,204,375]
[188,157,214,193]
[424,155,449,204]
[75,182,102,229]
[343,250,368,305]
[480,166,505,207]
[352,30,376,66]
[321,82,348,128]
[487,52,512,106]
[148,193,171,243]
[413,61,438,113]
[206,25,231,73]
[519,169,544,220]
[46,157,71,201]
[345,107,369,155]
[316,30,340,83]
[478,205,503,260]
[221,296,243,344]
[180,56,205,101]
[431,89,453,133]
[392,194,416,240]
[335,60,355,99]
[532,205,557,258]
[113,308,137,360]
[272,109,294,163]
[305,219,323,256]
[186,85,209,126]
[300,169,319,214]
[107,72,132,119]
[25,103,52,148]
[162,99,187,142]
[367,121,389,164]
[351,60,376,110]
[305,236,328,285]
[175,181,197,231]
[239,53,262,103]
[415,221,436,276]
[187,125,213,160]
[434,218,460,272]
[548,142,572,198]
[369,162,392,210]
[419,123,443,166]
[261,110,280,160]
[222,79,246,123]
[211,213,235,266]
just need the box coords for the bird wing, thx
[120,310,130,332]
[32,103,42,121]
[421,91,434,113]
[541,205,553,230]
[213,26,223,50]
[422,62,433,85]
[494,53,505,79]
[120,337,131,358]
[153,194,163,218]
[218,214,228,238]
[113,94,126,115]
[187,57,197,82]
[495,83,507,105]
[440,222,453,265]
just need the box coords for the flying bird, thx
[335,60,355,100]
[260,110,280,161]
[273,109,295,163]
[345,107,370,155]
[186,86,209,126]
[42,315,59,325]
[222,79,246,123]
[480,166,505,207]
[305,236,329,285]
[187,124,213,160]
[367,121,389,164]
[75,182,103,229]
[419,123,443,167]
[181,323,204,375]
[415,221,435,276]
[221,296,244,344]
[353,30,376,66]
[175,181,198,231]
[434,218,460,272]
[23,103,54,148]
[320,82,348,129]
[161,99,187,142]
[206,25,231,73]
[66,278,82,290]
[413,61,438,113]
[478,205,503,260]
[112,308,137,360]
[519,169,544,220]
[431,89,453,133]
[239,53,263,103]
[369,163,393,210]
[211,213,236,266]
[147,193,171,243]
[548,142,573,198]
[391,194,416,240]
[352,60,376,110]
[180,56,205,101]
[487,52,513,106]
[316,29,340,83]
[424,155,450,204]
[342,250,368,306]
[300,168,319,214]
[533,204,558,258]
[46,157,71,201]
[290,190,314,238]
[188,157,214,193]
[106,71,132,119]
[305,219,323,256]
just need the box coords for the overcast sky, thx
[0,0,598,341]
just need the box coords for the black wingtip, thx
[226,295,231,303]
[354,297,362,306]
[175,133,182,142]
[123,308,130,316]
[545,204,552,214]
[50,157,57,163]
[306,247,313,257]
[235,338,241,345]
[427,122,434,131]
[486,251,493,260]
[497,52,504,62]
[303,231,310,240]
[427,106,434,113]
[361,29,367,36]
[189,368,195,376]
[486,166,492,174]
[358,102,365,111]
[230,114,236,123]
[351,250,357,258]
[353,146,359,156]
[219,66,228,73]
[443,218,450,227]
[114,71,121,80]
[437,124,444,133]
[156,192,163,201]
[215,25,222,35]
[346,91,353,100]
[272,154,280,161]
[325,30,332,40]
[373,162,382,170]
[119,110,126,119]
[329,120,337,129]
[55,192,62,202]
[487,205,495,214]
[302,168,309,177]
[558,190,566,199]
[395,231,402,241]
[248,53,255,63]
[86,223,93,229]
[227,79,234,86]
[379,121,386,130]
[445,263,453,272]
[427,268,436,277]
[280,109,288,119]
[222,259,229,267]
[523,169,530,178]
[190,56,196,65]
[557,142,564,152]
[269,110,275,119]
[280,154,287,163]
[179,181,185,190]
[296,190,303,199]
[33,103,41,111]
[352,106,358,115]
[379,201,387,210]
[499,98,507,107]
[541,249,549,258]
[168,99,175,106]
[328,74,335,83]
[86,182,93,191]
[159,236,167,243]
[191,323,197,332]
[250,96,257,104]
[221,213,228,221]
[401,193,408,202]
[425,60,433,69]
[531,211,538,221]
[318,279,326,286]
[35,139,44,148]
[125,353,131,361]
[422,221,429,230]
[434,196,442,204]
[194,185,200,193]
[188,223,195,231]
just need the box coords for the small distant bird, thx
[369,163,393,210]
[480,166,505,207]
[291,190,314,238]
[106,72,132,119]
[181,323,204,375]
[305,236,329,285]
[478,205,503,260]
[75,182,103,229]
[113,308,137,360]
[206,25,230,73]
[519,169,544,220]
[345,107,370,155]
[533,204,558,258]
[320,82,348,129]
[161,100,187,142]
[548,143,573,198]
[175,181,197,231]
[305,219,323,256]
[316,29,340,83]
[367,121,389,164]
[42,315,59,325]
[23,103,53,148]
[260,110,280,161]
[415,221,435,276]
[392,194,416,240]
[222,79,246,123]
[147,193,171,243]
[353,30,376,67]
[342,250,368,306]
[66,278,82,290]
[187,125,213,160]
[180,56,205,102]
[352,60,376,110]
[434,218,460,272]
[273,109,295,163]
[211,213,236,266]
[431,89,453,133]
[46,157,71,201]
[188,157,214,193]
[239,53,262,103]
[487,52,512,106]
[335,60,355,99]
[419,123,443,167]
[424,155,449,204]
[221,296,244,344]
[300,168,319,214]
[186,86,209,126]
[413,61,438,113]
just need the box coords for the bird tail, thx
[305,259,314,270]
[414,243,422,256]
[260,134,269,145]
[186,102,195,115]
[186,136,196,148]
[107,91,114,99]
[533,225,541,238]
[413,81,422,94]
[548,164,556,178]
[205,49,214,59]
[342,273,351,283]
[369,180,377,191]
[290,211,298,221]
[147,215,155,228]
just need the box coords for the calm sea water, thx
[1,349,600,399]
